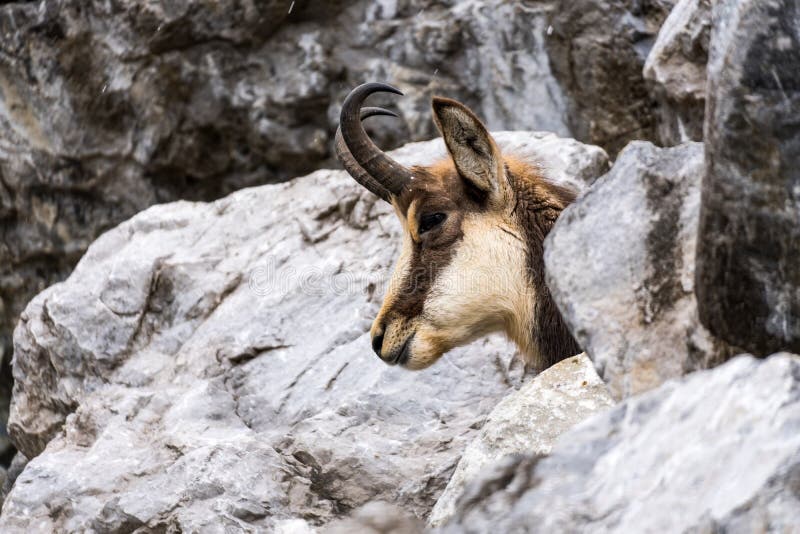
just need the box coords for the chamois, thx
[335,83,581,371]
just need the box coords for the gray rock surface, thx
[644,0,711,145]
[1,132,607,531]
[0,452,26,509]
[443,353,800,533]
[545,141,732,399]
[0,0,572,369]
[428,354,613,528]
[546,0,675,155]
[696,0,800,355]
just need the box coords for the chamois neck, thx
[504,160,581,369]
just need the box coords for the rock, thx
[643,0,711,145]
[0,452,27,509]
[443,353,800,533]
[325,502,425,534]
[0,0,572,371]
[546,0,676,155]
[1,132,607,531]
[428,354,613,528]
[0,359,12,463]
[696,0,800,355]
[545,141,732,399]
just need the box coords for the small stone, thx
[428,354,613,527]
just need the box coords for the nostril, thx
[372,328,385,358]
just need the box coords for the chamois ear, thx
[432,97,506,203]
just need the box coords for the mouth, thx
[389,335,413,366]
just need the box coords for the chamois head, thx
[336,83,580,370]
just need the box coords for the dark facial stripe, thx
[389,165,470,320]
[391,234,459,318]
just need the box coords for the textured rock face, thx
[696,0,800,356]
[443,354,800,533]
[644,0,711,145]
[545,141,731,399]
[0,0,572,366]
[2,133,607,531]
[0,452,26,509]
[546,0,675,155]
[428,354,613,528]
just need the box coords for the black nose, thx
[372,323,385,358]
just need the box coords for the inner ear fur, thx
[432,97,505,202]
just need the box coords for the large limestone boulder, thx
[644,0,711,145]
[546,0,675,155]
[0,0,572,367]
[1,133,607,531]
[443,353,800,533]
[545,141,732,399]
[696,0,800,355]
[428,354,613,527]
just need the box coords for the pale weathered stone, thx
[644,0,711,145]
[696,0,800,355]
[444,353,800,533]
[2,132,606,531]
[428,353,613,528]
[545,141,732,399]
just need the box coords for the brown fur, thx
[505,160,582,366]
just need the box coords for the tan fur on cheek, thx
[404,328,453,370]
[406,200,420,242]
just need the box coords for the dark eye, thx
[419,212,447,234]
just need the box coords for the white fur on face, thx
[406,213,535,369]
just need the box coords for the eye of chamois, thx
[419,212,447,234]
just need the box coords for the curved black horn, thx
[360,107,399,120]
[337,83,412,200]
[335,107,399,201]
